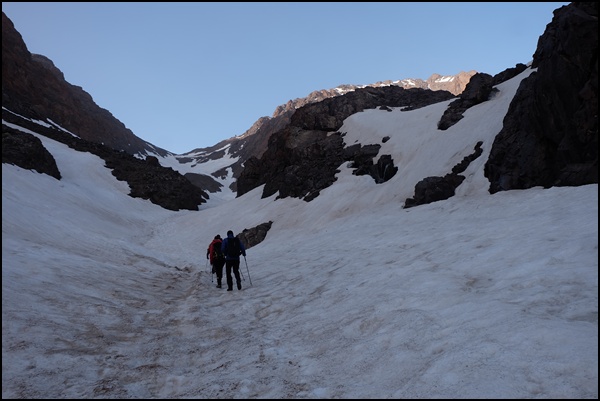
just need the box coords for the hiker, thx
[207,234,225,288]
[221,230,246,291]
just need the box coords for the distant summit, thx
[271,71,476,119]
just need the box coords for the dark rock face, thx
[345,144,398,183]
[404,142,483,208]
[250,127,346,202]
[436,64,529,132]
[437,73,496,130]
[107,155,208,212]
[237,86,456,201]
[2,127,61,180]
[291,86,457,130]
[2,110,208,211]
[2,12,168,158]
[405,175,466,208]
[184,172,224,194]
[491,63,529,87]
[236,221,273,249]
[484,2,598,192]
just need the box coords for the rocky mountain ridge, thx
[2,2,597,214]
[269,71,476,120]
[184,71,476,191]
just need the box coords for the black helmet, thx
[214,234,221,240]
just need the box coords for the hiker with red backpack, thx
[221,230,246,291]
[206,234,225,288]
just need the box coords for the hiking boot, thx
[216,284,222,288]
[237,282,242,290]
[227,287,233,291]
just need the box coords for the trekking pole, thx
[206,259,213,283]
[244,256,253,286]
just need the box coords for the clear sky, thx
[2,2,569,154]
[3,66,597,398]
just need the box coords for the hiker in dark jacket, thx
[207,235,225,288]
[221,230,246,291]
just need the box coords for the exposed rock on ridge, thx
[2,129,62,180]
[271,71,476,120]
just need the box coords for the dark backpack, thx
[225,237,241,258]
[212,240,224,261]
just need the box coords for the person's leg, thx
[225,261,233,290]
[233,260,242,290]
[216,261,224,288]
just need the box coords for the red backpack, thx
[211,239,224,262]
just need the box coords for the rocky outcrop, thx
[424,71,477,95]
[404,142,483,208]
[437,65,529,131]
[347,145,398,184]
[484,2,598,192]
[236,221,273,249]
[2,128,61,180]
[437,73,496,130]
[184,172,224,194]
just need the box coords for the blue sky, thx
[3,2,569,154]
